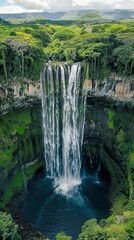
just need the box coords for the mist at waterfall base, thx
[20,63,111,239]
[21,170,111,239]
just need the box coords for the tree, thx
[56,232,72,240]
[53,29,74,41]
[64,48,77,61]
[0,211,21,240]
[0,43,8,82]
[78,219,107,240]
[32,30,51,47]
[112,44,134,77]
[125,219,134,238]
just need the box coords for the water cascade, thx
[20,64,111,239]
[41,63,87,193]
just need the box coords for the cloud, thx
[0,0,133,13]
[0,5,27,13]
[116,0,134,9]
[7,0,73,11]
[7,0,50,10]
[74,0,134,9]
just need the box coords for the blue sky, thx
[1,0,6,5]
[0,0,134,13]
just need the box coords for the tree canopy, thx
[0,20,133,83]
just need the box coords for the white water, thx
[41,63,87,193]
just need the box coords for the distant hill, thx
[76,11,103,21]
[0,9,134,22]
[0,11,66,21]
[60,10,89,20]
[0,17,10,25]
[101,9,134,20]
[61,9,134,21]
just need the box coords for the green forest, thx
[0,19,134,83]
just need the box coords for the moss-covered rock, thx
[0,106,44,208]
[84,97,134,214]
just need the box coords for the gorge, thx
[18,63,111,239]
[0,62,133,239]
[0,18,134,240]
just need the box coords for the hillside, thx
[77,11,103,21]
[102,9,134,20]
[61,9,134,21]
[0,11,66,21]
[60,10,89,20]
[0,10,134,22]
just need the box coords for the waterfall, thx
[41,63,87,193]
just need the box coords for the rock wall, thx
[83,96,134,214]
[84,75,134,101]
[0,73,134,212]
[0,106,44,208]
[0,74,133,113]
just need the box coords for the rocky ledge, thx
[0,74,134,114]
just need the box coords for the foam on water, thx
[55,178,81,195]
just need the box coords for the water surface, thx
[21,170,111,240]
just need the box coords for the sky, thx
[0,0,134,14]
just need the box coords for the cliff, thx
[0,74,133,212]
[0,73,134,114]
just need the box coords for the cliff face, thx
[0,106,44,208]
[0,74,134,114]
[83,97,134,214]
[0,80,41,114]
[84,75,134,101]
[0,75,133,211]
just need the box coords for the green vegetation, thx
[0,212,21,240]
[61,10,86,20]
[0,20,133,82]
[0,107,44,208]
[0,159,43,208]
[0,24,48,82]
[107,110,115,129]
[83,103,134,235]
[56,232,72,240]
[104,107,134,213]
[0,108,31,168]
[78,211,134,240]
[0,17,133,240]
[77,11,103,21]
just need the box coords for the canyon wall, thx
[0,73,134,212]
[83,96,134,213]
[0,106,44,208]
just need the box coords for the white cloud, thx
[74,0,132,4]
[74,0,134,9]
[7,0,50,10]
[4,0,73,12]
[0,0,133,13]
[0,5,26,13]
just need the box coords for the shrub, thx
[0,211,21,240]
[56,232,72,240]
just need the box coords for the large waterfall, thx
[41,63,87,193]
